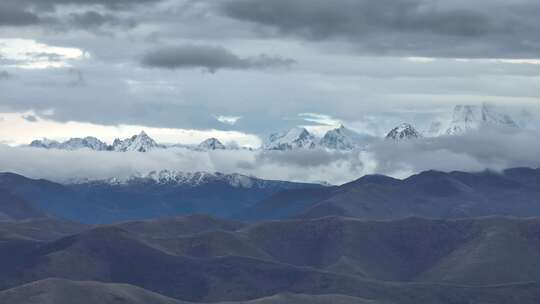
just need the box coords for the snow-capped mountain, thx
[111,131,161,152]
[30,138,61,149]
[77,170,303,190]
[198,138,226,151]
[30,137,109,151]
[429,103,519,136]
[386,123,422,141]
[142,170,259,188]
[319,125,371,150]
[30,131,162,152]
[62,137,109,151]
[263,127,317,151]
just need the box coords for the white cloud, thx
[215,115,242,125]
[0,112,261,147]
[1,127,540,186]
[406,57,437,63]
[0,39,87,69]
[298,113,342,136]
[299,112,341,126]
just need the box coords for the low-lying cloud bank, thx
[1,128,539,185]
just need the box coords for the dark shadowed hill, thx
[2,217,540,303]
[116,216,540,286]
[0,225,377,302]
[116,214,245,238]
[0,218,88,241]
[298,168,540,220]
[234,186,337,222]
[0,278,188,304]
[241,216,540,285]
[0,172,323,224]
[0,278,380,304]
[5,167,540,223]
[218,293,380,303]
[0,188,47,221]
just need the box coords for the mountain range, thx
[26,104,523,152]
[428,103,520,136]
[4,167,540,224]
[3,215,540,303]
[0,171,322,223]
[3,166,540,303]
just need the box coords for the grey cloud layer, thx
[219,0,540,58]
[0,0,153,29]
[2,129,540,185]
[0,3,40,26]
[3,0,540,58]
[141,45,295,72]
[0,71,11,80]
[1,0,540,137]
[8,0,161,11]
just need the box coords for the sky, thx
[1,0,540,183]
[0,0,539,146]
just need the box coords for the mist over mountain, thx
[0,171,320,224]
[25,103,528,153]
[3,121,540,186]
[3,167,540,225]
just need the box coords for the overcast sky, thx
[1,0,540,145]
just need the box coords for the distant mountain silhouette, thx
[0,188,47,221]
[278,168,540,220]
[0,172,321,224]
[6,167,540,223]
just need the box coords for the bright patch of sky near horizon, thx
[0,111,261,147]
[2,0,540,180]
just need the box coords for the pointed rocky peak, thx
[30,138,61,149]
[480,103,519,129]
[446,103,519,135]
[61,137,109,151]
[429,103,520,136]
[263,127,317,151]
[320,124,364,150]
[386,123,422,141]
[198,138,226,150]
[30,137,108,151]
[112,131,159,152]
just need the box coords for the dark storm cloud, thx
[21,115,38,122]
[219,0,540,58]
[0,0,155,29]
[220,0,491,38]
[141,45,296,72]
[0,3,40,26]
[11,0,161,11]
[26,52,64,62]
[0,71,11,80]
[65,11,137,30]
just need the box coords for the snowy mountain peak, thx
[263,127,317,150]
[63,137,109,151]
[94,170,267,189]
[386,123,422,141]
[30,137,108,151]
[198,138,226,150]
[445,103,519,135]
[30,138,61,149]
[320,125,365,150]
[112,131,160,152]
